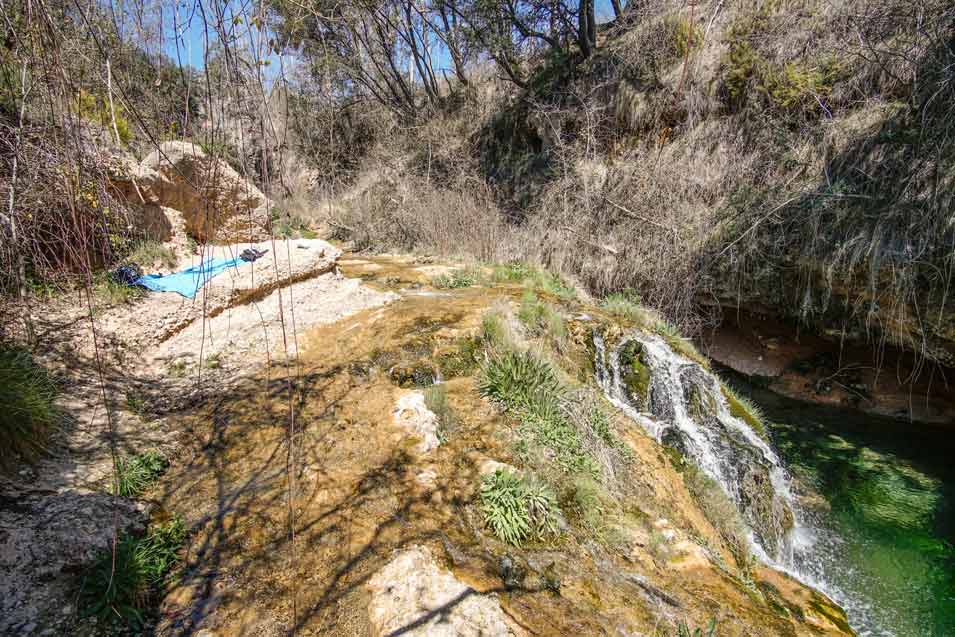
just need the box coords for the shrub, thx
[665,15,703,59]
[480,469,560,545]
[79,517,186,629]
[0,345,61,468]
[116,450,168,497]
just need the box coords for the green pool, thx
[734,381,955,637]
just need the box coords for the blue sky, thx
[164,0,622,77]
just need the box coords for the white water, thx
[594,331,886,634]
[595,333,800,563]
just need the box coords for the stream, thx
[730,376,955,637]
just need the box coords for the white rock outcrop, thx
[366,546,510,637]
[392,391,440,454]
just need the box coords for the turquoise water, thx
[734,383,955,637]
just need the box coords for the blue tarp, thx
[136,256,243,298]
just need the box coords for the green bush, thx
[77,90,132,144]
[480,469,560,545]
[116,450,168,497]
[665,15,703,58]
[0,345,61,468]
[79,517,186,629]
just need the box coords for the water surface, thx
[734,381,955,636]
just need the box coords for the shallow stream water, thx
[731,379,955,637]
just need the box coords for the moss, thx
[618,340,651,407]
[436,337,482,378]
[808,596,854,635]
[686,384,717,421]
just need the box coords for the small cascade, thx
[594,331,799,562]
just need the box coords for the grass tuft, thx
[432,267,480,289]
[490,261,575,299]
[96,275,146,306]
[518,290,567,344]
[79,516,186,629]
[127,241,177,269]
[424,384,456,442]
[0,345,61,469]
[116,451,168,497]
[721,383,769,439]
[480,469,560,545]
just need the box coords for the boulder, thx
[137,141,270,243]
[366,546,511,637]
[392,391,440,454]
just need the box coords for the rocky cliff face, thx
[110,141,272,246]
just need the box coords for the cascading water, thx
[594,332,799,562]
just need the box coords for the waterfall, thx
[594,331,800,563]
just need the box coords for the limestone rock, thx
[366,546,510,637]
[393,391,440,454]
[0,491,147,634]
[139,141,270,243]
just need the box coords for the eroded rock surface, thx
[366,546,511,637]
[0,491,147,634]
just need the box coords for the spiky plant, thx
[79,516,186,629]
[116,451,168,497]
[480,469,559,545]
[0,345,61,469]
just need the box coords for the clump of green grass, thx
[479,349,562,414]
[490,261,575,299]
[424,384,456,442]
[96,275,146,306]
[203,352,222,369]
[674,618,718,637]
[721,384,769,440]
[479,350,598,476]
[481,309,511,351]
[480,469,560,545]
[0,345,61,469]
[432,267,480,289]
[79,516,186,629]
[127,241,177,269]
[116,451,168,497]
[654,321,709,369]
[167,359,189,378]
[600,291,656,328]
[518,290,567,343]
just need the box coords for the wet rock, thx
[366,546,510,637]
[0,491,147,634]
[498,555,526,589]
[393,391,440,454]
